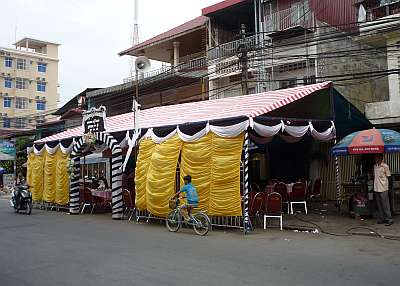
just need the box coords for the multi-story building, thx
[0,38,59,132]
[357,0,400,129]
[205,0,389,113]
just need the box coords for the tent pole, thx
[243,130,251,234]
[334,142,341,213]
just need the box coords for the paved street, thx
[0,199,399,286]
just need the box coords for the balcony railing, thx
[264,1,314,33]
[207,35,259,61]
[123,57,207,83]
[366,1,400,21]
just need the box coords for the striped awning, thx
[36,82,331,143]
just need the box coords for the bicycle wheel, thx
[193,213,211,236]
[166,210,181,232]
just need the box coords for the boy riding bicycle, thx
[172,175,198,221]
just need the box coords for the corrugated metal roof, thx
[119,16,208,56]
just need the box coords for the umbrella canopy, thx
[332,129,400,156]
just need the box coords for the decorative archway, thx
[69,107,123,219]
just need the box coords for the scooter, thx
[10,185,32,215]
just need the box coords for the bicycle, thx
[166,198,211,236]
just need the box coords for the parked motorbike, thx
[10,185,32,215]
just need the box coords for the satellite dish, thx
[135,56,151,73]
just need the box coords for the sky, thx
[0,0,220,106]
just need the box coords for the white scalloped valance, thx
[132,119,336,145]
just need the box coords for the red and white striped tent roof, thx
[36,82,331,143]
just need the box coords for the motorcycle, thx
[10,185,32,215]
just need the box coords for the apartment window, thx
[15,118,27,129]
[37,62,47,73]
[4,57,12,68]
[36,101,46,110]
[3,97,12,108]
[16,78,26,89]
[3,118,11,128]
[4,77,12,88]
[16,58,26,70]
[37,81,46,92]
[15,97,28,109]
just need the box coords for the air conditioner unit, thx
[36,96,40,100]
[1,72,5,76]
[30,61,33,64]
[6,52,10,56]
[41,78,46,81]
[4,93,8,96]
[29,99,32,103]
[36,77,40,80]
[7,73,10,76]
[0,51,5,55]
[41,96,46,101]
[3,113,8,117]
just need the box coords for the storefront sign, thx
[83,106,107,134]
[0,140,16,161]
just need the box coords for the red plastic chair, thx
[80,188,95,214]
[264,192,283,231]
[273,183,289,213]
[122,189,135,221]
[249,192,266,226]
[289,182,308,214]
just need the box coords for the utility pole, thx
[238,24,249,96]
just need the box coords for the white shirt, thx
[374,162,391,193]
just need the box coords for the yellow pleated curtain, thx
[146,135,182,217]
[43,151,57,203]
[135,139,156,211]
[180,133,243,216]
[180,133,212,211]
[31,153,45,202]
[136,132,244,217]
[208,133,243,216]
[55,150,70,206]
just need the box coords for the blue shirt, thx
[180,183,198,205]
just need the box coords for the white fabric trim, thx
[34,145,46,156]
[253,120,284,138]
[122,130,141,171]
[45,144,59,155]
[210,120,249,138]
[177,125,209,142]
[27,146,34,154]
[60,140,74,155]
[151,128,177,144]
[310,121,336,141]
[284,124,310,138]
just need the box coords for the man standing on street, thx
[374,155,393,226]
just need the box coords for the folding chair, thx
[289,182,308,214]
[264,192,283,231]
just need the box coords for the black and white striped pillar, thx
[243,130,251,234]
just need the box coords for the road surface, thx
[0,199,399,286]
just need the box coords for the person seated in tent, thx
[98,177,109,191]
[173,175,198,221]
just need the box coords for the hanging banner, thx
[82,106,107,133]
[0,140,16,161]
